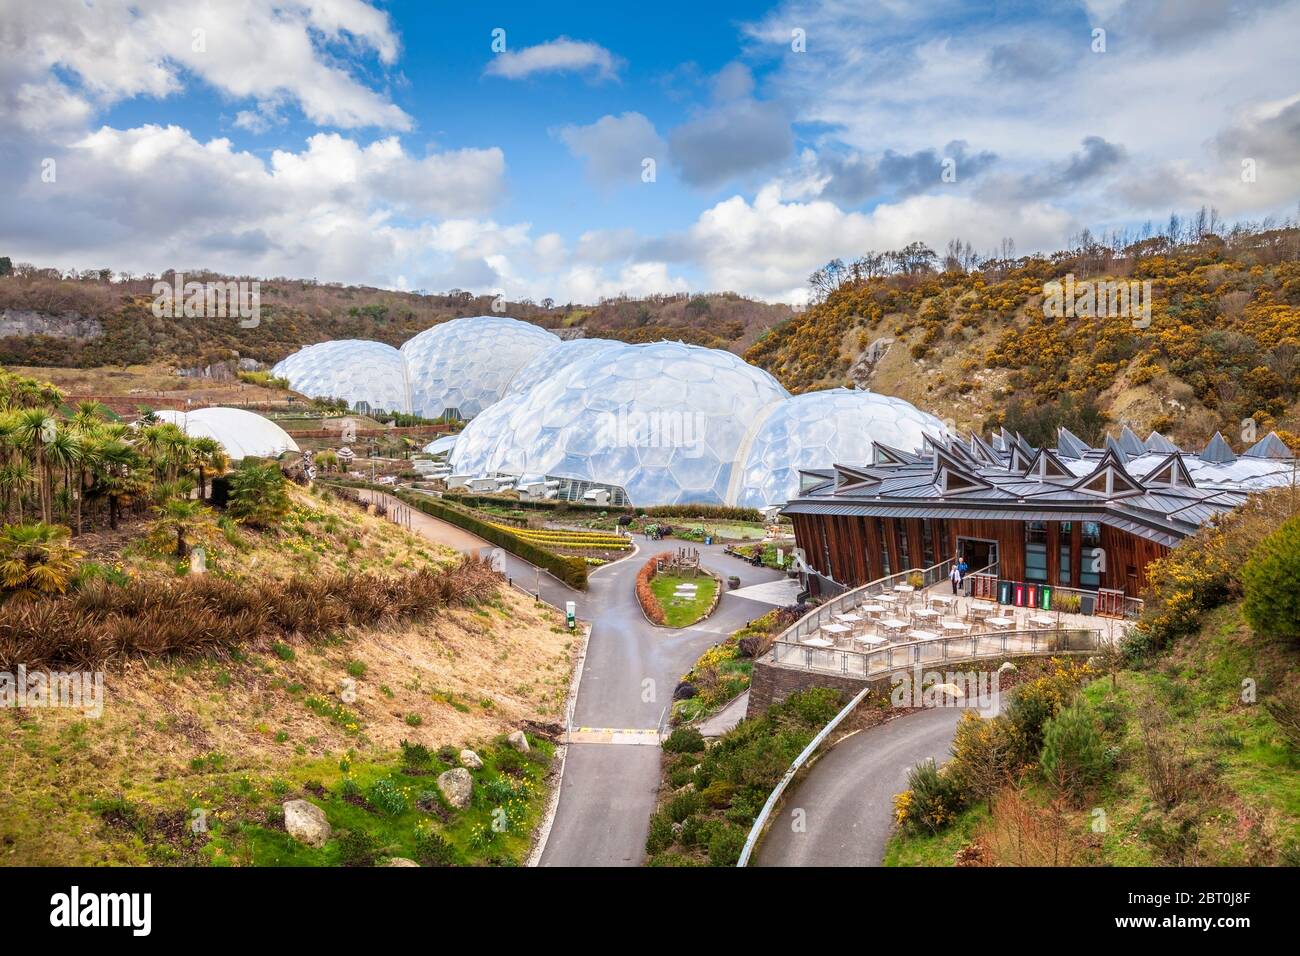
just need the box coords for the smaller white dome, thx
[154,407,300,461]
[401,316,559,419]
[272,339,410,414]
[734,389,950,508]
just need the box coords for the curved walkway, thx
[359,488,785,866]
[753,708,962,867]
[539,539,783,866]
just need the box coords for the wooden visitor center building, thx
[784,424,1297,614]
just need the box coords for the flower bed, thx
[636,552,672,625]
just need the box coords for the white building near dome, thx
[401,316,559,419]
[271,339,410,414]
[153,407,300,460]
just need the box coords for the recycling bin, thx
[1039,585,1052,610]
[998,580,1012,604]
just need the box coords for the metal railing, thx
[770,627,1110,678]
[778,558,956,646]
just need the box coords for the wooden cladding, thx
[791,512,1166,598]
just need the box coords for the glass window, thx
[877,518,891,577]
[894,518,911,570]
[921,519,935,568]
[1025,521,1048,583]
[1081,521,1102,588]
[1058,522,1073,585]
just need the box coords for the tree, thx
[0,256,12,277]
[0,521,83,598]
[1040,699,1108,803]
[151,498,218,558]
[1242,514,1300,643]
[189,436,228,499]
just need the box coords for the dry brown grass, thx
[0,585,575,865]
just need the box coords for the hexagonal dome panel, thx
[733,388,950,508]
[504,337,623,397]
[450,340,790,506]
[271,339,410,414]
[400,316,559,419]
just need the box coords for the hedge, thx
[390,489,589,590]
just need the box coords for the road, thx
[753,707,964,867]
[539,538,783,866]
[359,489,785,866]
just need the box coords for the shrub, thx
[1039,699,1109,802]
[368,778,407,816]
[706,824,747,866]
[413,826,456,866]
[895,759,963,834]
[400,740,433,773]
[645,811,674,855]
[335,828,379,866]
[226,462,291,528]
[1005,658,1095,764]
[662,727,705,754]
[665,790,703,823]
[947,711,1015,811]
[701,780,735,809]
[1242,514,1300,643]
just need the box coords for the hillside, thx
[745,228,1300,449]
[883,488,1300,867]
[0,265,789,370]
[0,481,577,866]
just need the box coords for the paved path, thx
[539,539,783,866]
[360,488,785,865]
[753,707,964,867]
[699,691,750,738]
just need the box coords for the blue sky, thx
[2,0,1298,303]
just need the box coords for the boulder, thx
[283,799,331,848]
[383,857,420,867]
[506,730,530,753]
[673,681,698,701]
[437,768,473,809]
[459,749,483,770]
[997,662,1018,675]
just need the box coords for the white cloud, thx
[555,112,664,187]
[0,0,409,130]
[484,37,622,82]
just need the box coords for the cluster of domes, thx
[273,315,949,507]
[272,316,559,419]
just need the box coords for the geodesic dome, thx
[153,407,300,460]
[271,339,410,414]
[504,337,622,397]
[449,340,790,506]
[732,389,949,508]
[401,316,559,419]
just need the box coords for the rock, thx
[283,799,331,848]
[506,730,530,753]
[673,681,698,701]
[459,749,483,770]
[383,857,420,867]
[671,822,684,836]
[437,768,473,809]
[998,662,1018,674]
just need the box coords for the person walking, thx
[957,555,969,595]
[949,563,961,595]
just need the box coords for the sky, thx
[1,0,1298,305]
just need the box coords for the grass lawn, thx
[883,804,990,866]
[650,572,719,627]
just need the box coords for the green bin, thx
[1039,585,1052,610]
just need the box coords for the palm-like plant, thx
[152,498,218,558]
[190,436,228,499]
[0,521,84,599]
[12,408,58,522]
